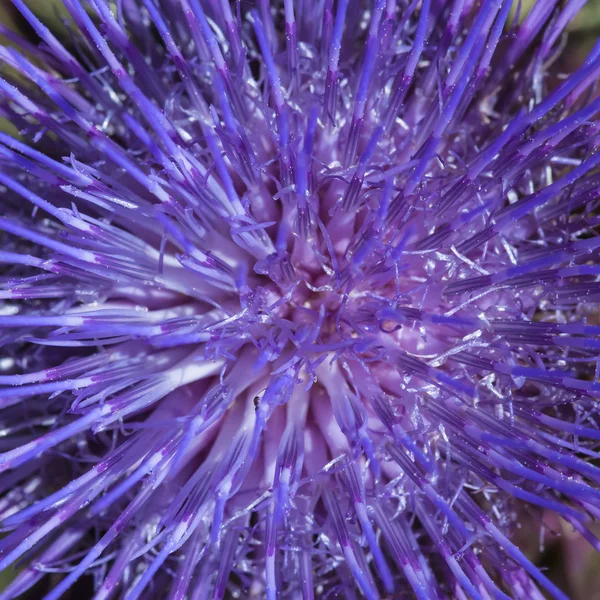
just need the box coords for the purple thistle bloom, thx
[0,0,600,598]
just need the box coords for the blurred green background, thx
[0,0,600,598]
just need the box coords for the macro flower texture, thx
[1,0,600,598]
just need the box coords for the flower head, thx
[0,0,599,598]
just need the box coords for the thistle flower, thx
[0,0,599,598]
